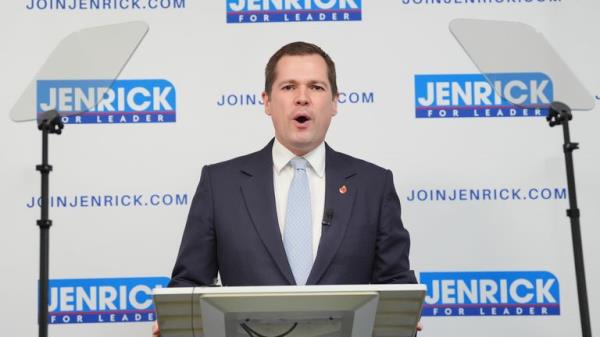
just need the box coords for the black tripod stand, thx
[546,101,592,337]
[36,110,63,337]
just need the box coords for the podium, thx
[153,284,425,337]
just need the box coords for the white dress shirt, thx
[272,138,325,260]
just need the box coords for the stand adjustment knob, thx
[37,220,53,229]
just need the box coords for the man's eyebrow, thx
[308,80,329,87]
[277,79,329,86]
[277,79,299,85]
[277,79,329,84]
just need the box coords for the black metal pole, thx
[546,101,592,337]
[36,110,63,337]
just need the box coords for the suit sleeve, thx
[168,165,218,287]
[371,169,418,284]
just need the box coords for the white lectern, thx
[153,284,425,337]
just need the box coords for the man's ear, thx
[332,93,339,116]
[262,91,271,116]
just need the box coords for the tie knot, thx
[290,157,308,171]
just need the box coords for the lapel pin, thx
[339,185,348,194]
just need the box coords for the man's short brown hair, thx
[264,41,338,98]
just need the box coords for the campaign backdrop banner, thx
[1,1,599,336]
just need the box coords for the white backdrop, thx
[1,1,598,336]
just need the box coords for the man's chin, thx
[287,140,319,156]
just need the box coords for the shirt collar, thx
[272,138,325,178]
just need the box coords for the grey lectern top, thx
[153,284,426,337]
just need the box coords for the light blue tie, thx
[284,157,313,285]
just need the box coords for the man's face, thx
[263,54,338,156]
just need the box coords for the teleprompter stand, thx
[36,110,63,337]
[8,22,149,337]
[546,101,591,337]
[449,19,595,337]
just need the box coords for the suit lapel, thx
[307,144,357,285]
[239,140,295,285]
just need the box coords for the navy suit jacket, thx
[169,140,416,286]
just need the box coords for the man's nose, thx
[294,87,310,105]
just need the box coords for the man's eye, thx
[282,85,294,90]
[312,85,325,91]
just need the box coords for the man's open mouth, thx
[295,115,310,124]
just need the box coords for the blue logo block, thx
[47,277,170,324]
[420,271,560,317]
[37,79,176,124]
[226,0,362,23]
[414,73,553,118]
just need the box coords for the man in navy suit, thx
[169,41,417,287]
[153,41,419,337]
